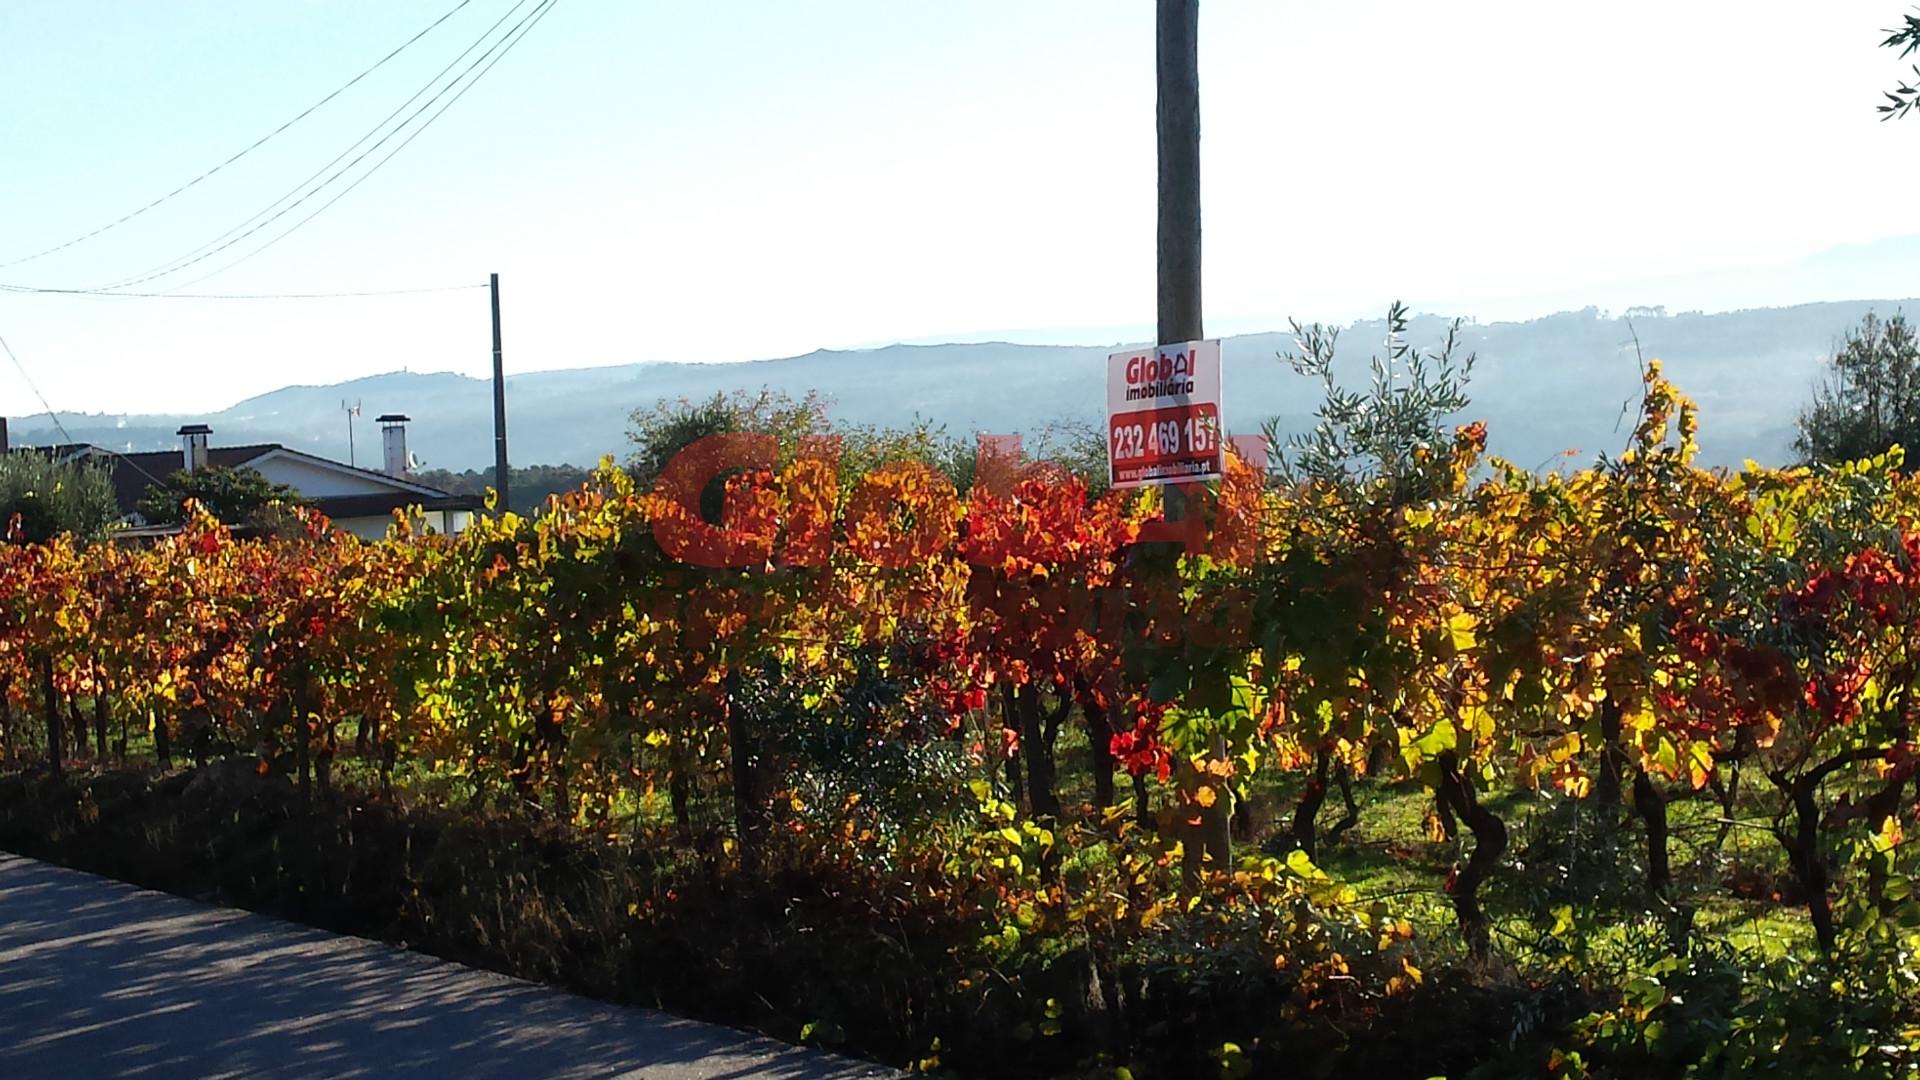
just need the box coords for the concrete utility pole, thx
[490,273,510,514]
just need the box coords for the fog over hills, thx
[10,299,1911,473]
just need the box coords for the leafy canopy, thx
[1881,8,1920,119]
[0,453,118,543]
[137,465,305,527]
[1793,309,1920,464]
[1266,299,1476,504]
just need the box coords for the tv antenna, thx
[342,399,362,466]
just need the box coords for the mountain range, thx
[9,299,1911,474]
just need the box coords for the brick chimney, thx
[177,424,211,473]
[377,414,410,479]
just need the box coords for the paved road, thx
[0,854,898,1079]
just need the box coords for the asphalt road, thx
[0,853,898,1079]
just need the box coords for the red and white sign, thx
[1106,339,1224,489]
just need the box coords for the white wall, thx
[252,454,416,498]
[331,509,471,542]
[331,516,399,542]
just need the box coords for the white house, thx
[38,416,480,540]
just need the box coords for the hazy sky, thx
[4,1,1920,416]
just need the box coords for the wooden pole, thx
[1158,0,1230,881]
[1157,0,1202,347]
[491,273,511,514]
[40,656,60,779]
[1157,0,1203,515]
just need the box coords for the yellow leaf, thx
[1551,904,1575,936]
[1446,612,1477,652]
[1686,742,1714,791]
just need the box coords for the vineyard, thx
[6,362,1920,1077]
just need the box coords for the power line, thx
[93,0,553,294]
[107,0,538,291]
[1,329,208,495]
[0,332,78,449]
[0,0,478,271]
[0,281,487,300]
[158,0,560,293]
[0,330,174,505]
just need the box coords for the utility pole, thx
[490,272,510,514]
[1157,0,1229,881]
[1157,0,1202,347]
[1157,0,1203,514]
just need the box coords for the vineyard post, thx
[0,681,13,762]
[39,655,59,778]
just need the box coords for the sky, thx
[4,0,1920,416]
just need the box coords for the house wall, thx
[332,509,471,542]
[331,516,402,541]
[252,456,409,498]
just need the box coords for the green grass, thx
[7,697,1829,972]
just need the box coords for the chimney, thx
[377,414,410,479]
[0,417,9,453]
[177,424,211,473]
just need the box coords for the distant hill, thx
[10,299,1911,472]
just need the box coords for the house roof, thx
[15,441,482,524]
[240,445,466,500]
[12,443,105,463]
[94,445,280,516]
[303,491,480,520]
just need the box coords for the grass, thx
[2,698,1903,1079]
[1031,704,1822,981]
[1232,759,1819,969]
[0,699,1832,972]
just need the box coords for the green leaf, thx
[1414,718,1458,759]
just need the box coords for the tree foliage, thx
[1266,300,1476,503]
[626,388,831,490]
[0,454,118,543]
[1793,310,1920,464]
[136,466,304,527]
[1881,8,1920,119]
[413,463,593,518]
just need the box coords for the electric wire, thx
[0,333,77,448]
[91,0,549,294]
[0,282,488,300]
[0,0,478,271]
[1,329,178,493]
[0,3,542,471]
[155,0,560,293]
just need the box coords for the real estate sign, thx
[1106,339,1223,489]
